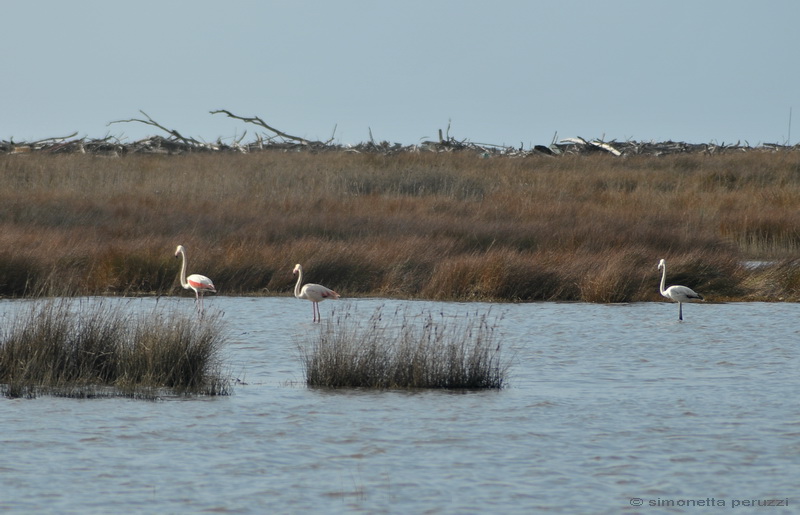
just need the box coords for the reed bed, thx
[300,305,508,389]
[2,151,800,301]
[0,298,230,398]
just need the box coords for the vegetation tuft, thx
[300,305,509,389]
[0,298,230,399]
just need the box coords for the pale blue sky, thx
[3,1,799,146]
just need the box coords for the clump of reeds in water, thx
[0,298,230,399]
[300,306,509,389]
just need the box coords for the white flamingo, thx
[175,245,216,313]
[658,258,703,321]
[293,264,340,322]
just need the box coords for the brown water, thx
[1,297,798,513]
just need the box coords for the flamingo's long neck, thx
[659,264,668,297]
[179,249,189,289]
[294,268,304,299]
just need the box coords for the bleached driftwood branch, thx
[108,110,202,147]
[210,109,318,145]
[28,132,80,146]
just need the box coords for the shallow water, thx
[1,297,799,514]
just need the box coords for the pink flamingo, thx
[658,258,703,321]
[175,245,216,313]
[293,264,340,322]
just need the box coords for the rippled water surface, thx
[1,297,799,514]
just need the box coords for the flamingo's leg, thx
[195,290,206,316]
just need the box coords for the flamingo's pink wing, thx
[188,274,216,292]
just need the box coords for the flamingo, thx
[658,258,703,321]
[293,264,340,322]
[175,245,216,313]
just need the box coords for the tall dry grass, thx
[300,305,508,389]
[0,298,230,398]
[1,150,800,301]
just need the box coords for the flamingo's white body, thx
[658,258,703,321]
[175,245,216,313]
[293,264,339,322]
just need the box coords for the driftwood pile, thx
[2,110,797,157]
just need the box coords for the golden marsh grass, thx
[2,151,800,301]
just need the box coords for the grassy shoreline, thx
[2,151,800,302]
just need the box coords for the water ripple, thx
[1,298,799,513]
